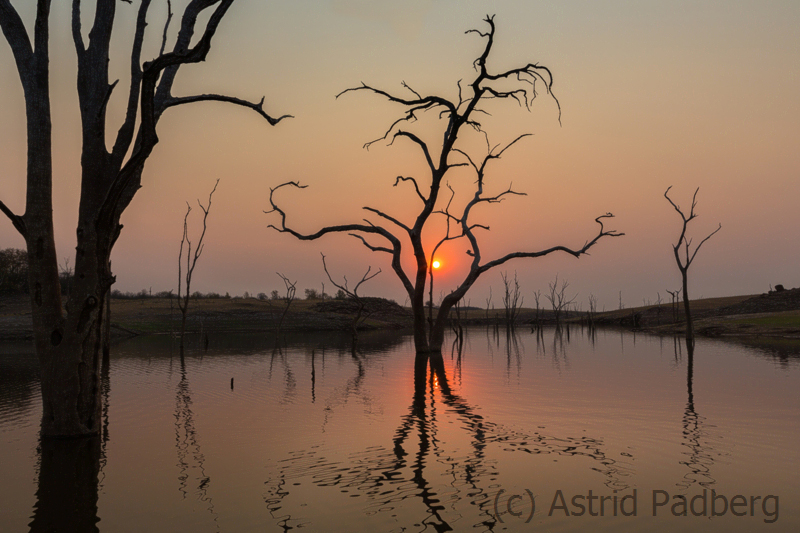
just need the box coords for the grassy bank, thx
[3,290,800,341]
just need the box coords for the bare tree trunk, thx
[682,270,693,343]
[665,187,720,344]
[177,180,219,354]
[1,1,287,437]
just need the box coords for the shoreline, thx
[3,291,800,343]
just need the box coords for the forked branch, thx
[665,186,722,271]
[177,179,219,352]
[267,182,415,298]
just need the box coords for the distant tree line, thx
[1,248,74,296]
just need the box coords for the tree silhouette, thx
[267,16,621,355]
[0,0,289,437]
[177,179,219,355]
[664,186,721,343]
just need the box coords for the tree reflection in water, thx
[174,353,219,528]
[29,435,101,533]
[29,352,110,533]
[264,339,632,531]
[676,339,719,491]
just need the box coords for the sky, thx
[1,0,799,311]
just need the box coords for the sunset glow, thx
[432,260,441,270]
[1,1,798,310]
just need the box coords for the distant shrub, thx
[0,248,28,295]
[257,292,268,301]
[304,288,319,300]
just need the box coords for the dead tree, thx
[485,287,493,321]
[0,0,288,437]
[275,272,297,344]
[654,292,663,325]
[664,186,721,342]
[587,293,598,326]
[321,253,381,346]
[177,180,219,355]
[546,274,576,327]
[500,271,523,327]
[666,288,681,322]
[267,16,621,355]
[532,289,543,329]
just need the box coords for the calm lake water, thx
[1,327,799,532]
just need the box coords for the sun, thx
[432,260,441,269]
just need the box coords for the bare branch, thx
[110,0,151,166]
[266,182,394,243]
[477,213,623,274]
[393,131,435,172]
[401,81,421,100]
[665,186,719,269]
[0,199,26,237]
[321,253,381,298]
[266,182,414,298]
[688,223,722,266]
[160,0,173,56]
[71,0,85,54]
[362,207,410,233]
[474,184,527,205]
[336,82,457,116]
[394,176,426,203]
[163,94,293,126]
[349,234,392,254]
[0,0,35,78]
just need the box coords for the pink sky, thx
[1,1,799,311]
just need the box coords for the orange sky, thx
[1,1,799,310]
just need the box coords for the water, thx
[1,327,798,532]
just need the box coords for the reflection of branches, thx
[268,347,297,405]
[676,342,718,491]
[505,326,522,379]
[264,345,632,529]
[174,356,219,528]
